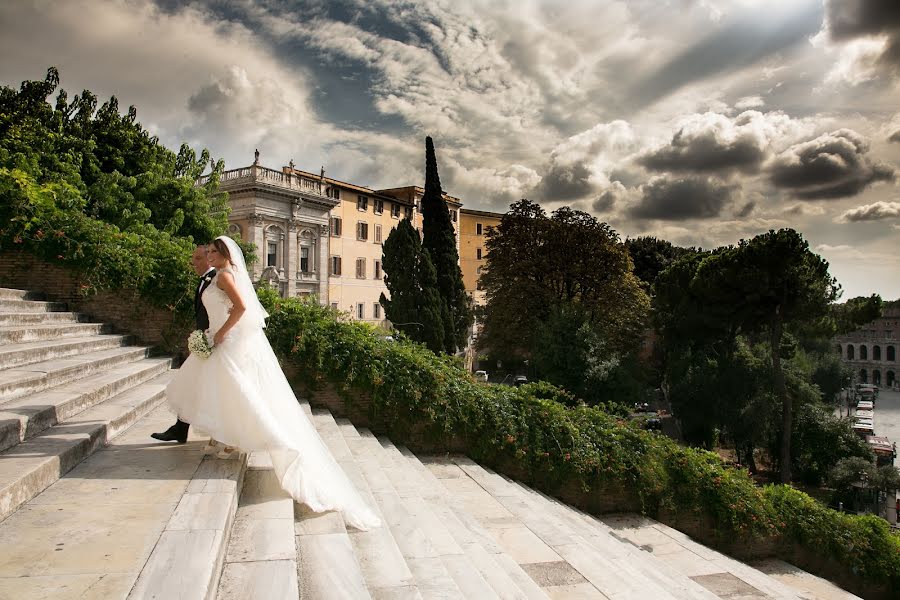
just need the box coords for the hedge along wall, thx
[0,250,190,355]
[261,293,900,600]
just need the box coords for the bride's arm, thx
[213,271,247,345]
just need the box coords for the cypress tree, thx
[420,136,472,353]
[380,219,445,353]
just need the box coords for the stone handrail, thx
[196,166,329,197]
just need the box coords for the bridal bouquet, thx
[187,330,213,359]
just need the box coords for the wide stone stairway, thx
[0,287,860,599]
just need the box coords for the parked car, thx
[474,370,489,382]
[513,375,528,387]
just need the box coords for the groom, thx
[151,244,216,443]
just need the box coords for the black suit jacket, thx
[195,269,216,330]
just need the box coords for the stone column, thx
[247,213,265,280]
[286,219,298,297]
[318,225,330,305]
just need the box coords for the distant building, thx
[205,158,465,327]
[458,208,503,307]
[835,305,900,389]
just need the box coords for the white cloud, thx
[824,38,889,86]
[838,201,900,222]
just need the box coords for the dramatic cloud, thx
[838,201,900,222]
[824,0,900,78]
[735,201,756,218]
[890,130,900,143]
[638,110,811,175]
[592,181,627,213]
[628,176,737,221]
[769,129,895,199]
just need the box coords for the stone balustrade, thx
[197,165,329,197]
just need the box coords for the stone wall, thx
[0,251,187,355]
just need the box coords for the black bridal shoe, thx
[151,420,189,443]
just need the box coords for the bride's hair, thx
[210,238,236,267]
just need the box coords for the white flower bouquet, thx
[188,329,213,359]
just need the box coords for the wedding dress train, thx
[166,259,380,531]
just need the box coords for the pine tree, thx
[380,219,445,353]
[420,136,472,354]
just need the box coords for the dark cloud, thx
[535,161,594,201]
[628,176,737,221]
[630,2,823,106]
[826,0,900,75]
[839,201,900,222]
[769,129,895,199]
[889,129,900,143]
[735,201,756,218]
[592,182,625,213]
[638,121,766,174]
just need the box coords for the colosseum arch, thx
[860,345,868,360]
[873,345,881,361]
[847,344,855,360]
[859,368,867,383]
[888,371,895,388]
[873,370,881,386]
[888,346,896,362]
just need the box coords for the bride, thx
[165,235,381,531]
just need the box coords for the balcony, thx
[197,165,330,198]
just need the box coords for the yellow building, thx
[459,208,503,306]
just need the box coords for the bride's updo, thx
[210,238,237,267]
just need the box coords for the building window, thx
[451,210,457,223]
[357,222,369,241]
[300,247,310,272]
[357,195,368,211]
[391,203,400,218]
[861,345,868,360]
[356,258,366,279]
[327,187,340,200]
[330,217,342,237]
[375,224,382,243]
[357,303,365,319]
[476,223,483,235]
[874,345,882,361]
[374,199,384,214]
[476,248,482,260]
[404,206,413,219]
[847,344,855,360]
[874,370,882,386]
[374,260,382,279]
[267,242,277,267]
[330,302,338,310]
[373,303,381,319]
[330,256,342,276]
[888,346,896,362]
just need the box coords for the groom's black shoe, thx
[151,419,189,443]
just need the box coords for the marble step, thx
[130,450,248,600]
[0,288,45,301]
[0,406,215,599]
[752,559,862,600]
[0,357,173,453]
[453,457,714,600]
[0,322,110,344]
[0,345,152,404]
[0,334,132,370]
[0,311,83,326]
[0,298,66,313]
[0,370,174,522]
[216,455,299,600]
[598,514,808,600]
[376,437,550,600]
[330,421,422,598]
[296,411,374,600]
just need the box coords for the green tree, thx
[420,136,471,353]
[380,219,445,353]
[480,199,649,401]
[625,236,698,290]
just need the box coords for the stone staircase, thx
[0,286,860,600]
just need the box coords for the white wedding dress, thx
[166,261,380,531]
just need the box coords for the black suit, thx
[196,268,216,330]
[152,268,217,443]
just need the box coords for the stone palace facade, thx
[835,305,900,389]
[200,156,491,328]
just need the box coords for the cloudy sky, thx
[1,0,899,299]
